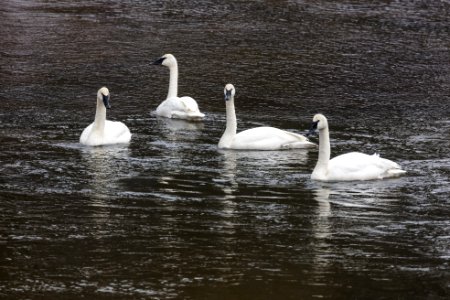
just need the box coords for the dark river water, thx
[1,0,449,299]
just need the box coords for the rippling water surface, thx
[1,0,449,299]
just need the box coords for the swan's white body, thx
[310,114,405,181]
[153,54,204,121]
[156,96,203,120]
[80,87,131,146]
[218,84,315,150]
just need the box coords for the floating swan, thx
[80,87,131,146]
[307,114,406,181]
[152,54,205,121]
[218,84,315,150]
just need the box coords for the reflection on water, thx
[313,188,331,219]
[81,145,130,199]
[156,116,205,132]
[311,188,332,280]
[219,150,238,200]
[1,0,450,299]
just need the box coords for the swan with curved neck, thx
[80,87,131,146]
[152,54,205,121]
[307,114,406,181]
[218,84,315,150]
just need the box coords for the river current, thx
[1,1,449,299]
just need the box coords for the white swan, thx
[218,84,315,150]
[80,87,131,146]
[307,114,406,181]
[152,54,205,121]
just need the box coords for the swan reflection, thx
[220,150,239,201]
[81,145,130,200]
[157,117,204,131]
[218,148,311,199]
[220,148,309,168]
[312,187,332,246]
[309,187,333,274]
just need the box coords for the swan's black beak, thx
[224,89,232,101]
[306,120,319,137]
[152,57,166,65]
[103,94,111,109]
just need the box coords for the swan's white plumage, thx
[310,114,405,181]
[80,87,131,146]
[156,96,204,121]
[225,126,314,150]
[324,152,404,181]
[80,121,131,146]
[218,84,315,150]
[153,54,204,121]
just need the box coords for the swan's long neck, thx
[314,127,331,175]
[167,63,178,99]
[219,97,237,147]
[92,98,106,133]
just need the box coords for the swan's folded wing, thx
[157,97,204,120]
[156,98,183,117]
[105,121,131,144]
[279,129,310,142]
[179,96,201,113]
[233,127,313,150]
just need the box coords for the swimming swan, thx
[307,114,406,181]
[80,87,131,146]
[152,54,205,121]
[218,84,315,150]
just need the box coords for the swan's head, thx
[224,84,235,101]
[97,87,111,109]
[307,114,328,136]
[151,53,177,68]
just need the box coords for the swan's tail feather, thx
[186,112,205,121]
[171,111,205,121]
[387,169,406,177]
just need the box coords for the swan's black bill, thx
[103,94,111,109]
[224,89,233,101]
[306,120,319,137]
[152,57,166,65]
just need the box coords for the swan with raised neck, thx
[80,87,131,146]
[307,114,406,181]
[219,83,315,150]
[218,84,238,148]
[151,54,205,121]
